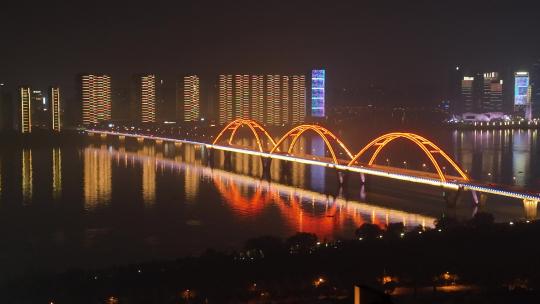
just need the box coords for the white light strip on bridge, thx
[87,130,540,202]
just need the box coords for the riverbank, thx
[3,214,540,303]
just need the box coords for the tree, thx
[434,214,459,231]
[385,222,405,238]
[469,212,494,229]
[244,235,284,257]
[285,232,318,253]
[355,223,383,240]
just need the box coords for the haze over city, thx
[1,1,540,303]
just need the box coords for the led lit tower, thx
[219,75,233,124]
[50,87,61,132]
[81,74,112,125]
[19,87,32,133]
[140,74,156,123]
[291,75,306,124]
[461,76,475,112]
[183,75,200,122]
[251,75,264,123]
[481,72,503,112]
[514,71,532,120]
[265,75,281,125]
[281,76,290,125]
[311,69,325,118]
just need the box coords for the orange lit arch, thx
[347,132,468,182]
[269,125,354,164]
[213,119,277,152]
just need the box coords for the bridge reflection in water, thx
[86,142,435,239]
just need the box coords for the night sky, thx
[1,1,539,105]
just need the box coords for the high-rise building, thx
[292,75,306,124]
[50,87,61,132]
[251,75,264,123]
[183,75,200,122]
[514,71,532,120]
[281,76,290,125]
[138,74,156,123]
[217,73,306,125]
[31,90,48,128]
[532,60,540,118]
[266,75,281,125]
[461,76,475,112]
[81,74,112,125]
[311,69,326,118]
[19,87,32,133]
[218,75,233,124]
[481,72,503,112]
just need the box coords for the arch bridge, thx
[87,119,540,206]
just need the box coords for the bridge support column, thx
[359,173,366,185]
[471,191,488,206]
[223,150,233,170]
[100,133,107,140]
[336,169,348,188]
[443,186,463,208]
[261,157,272,180]
[137,137,144,144]
[204,147,214,167]
[523,199,539,219]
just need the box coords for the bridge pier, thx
[336,169,348,187]
[443,186,463,208]
[137,137,145,144]
[261,157,272,180]
[471,191,488,206]
[523,199,539,219]
[359,173,366,185]
[204,147,214,167]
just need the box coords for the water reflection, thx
[93,144,435,239]
[21,149,32,203]
[140,145,156,205]
[52,148,62,199]
[453,129,539,188]
[84,145,112,208]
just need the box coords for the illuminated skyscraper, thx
[311,69,325,118]
[481,72,503,112]
[137,74,156,123]
[19,87,32,133]
[292,75,307,124]
[233,75,250,119]
[461,76,475,112]
[515,71,532,120]
[81,74,112,125]
[266,75,281,125]
[251,75,264,123]
[219,75,233,124]
[183,75,200,122]
[282,76,290,125]
[50,87,61,132]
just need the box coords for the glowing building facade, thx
[50,87,61,132]
[19,87,32,133]
[514,72,532,120]
[219,75,233,124]
[183,75,200,122]
[251,75,264,123]
[481,72,503,112]
[217,74,306,125]
[140,74,156,123]
[81,74,112,125]
[311,69,325,118]
[461,76,475,112]
[292,75,306,124]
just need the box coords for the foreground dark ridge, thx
[3,214,540,303]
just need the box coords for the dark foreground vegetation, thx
[3,213,540,303]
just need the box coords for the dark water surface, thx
[0,129,538,278]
